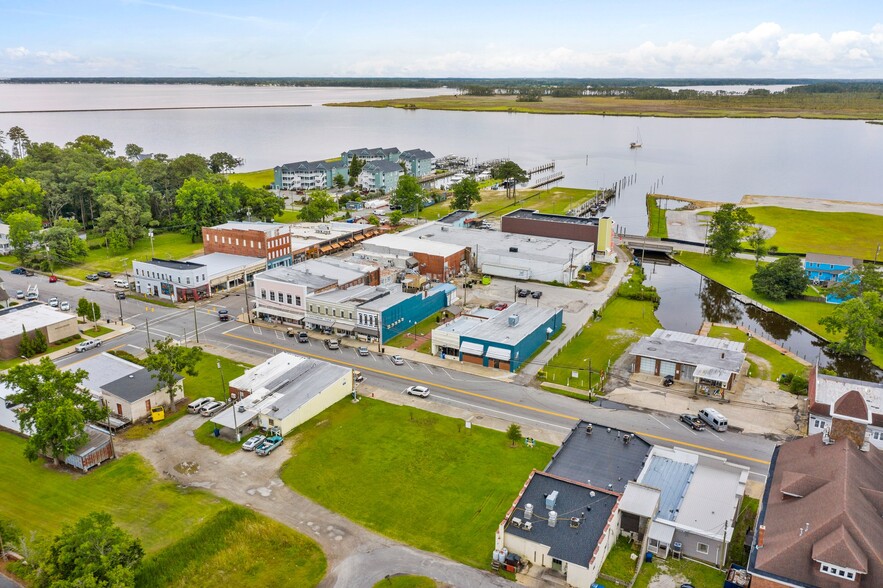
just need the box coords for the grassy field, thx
[136,506,325,588]
[646,196,668,238]
[541,297,661,390]
[280,398,555,568]
[0,433,326,587]
[599,536,638,582]
[676,252,883,367]
[275,209,302,223]
[228,168,274,189]
[421,186,597,221]
[747,206,883,258]
[329,92,883,120]
[709,325,808,382]
[373,576,437,588]
[385,312,445,350]
[633,557,725,588]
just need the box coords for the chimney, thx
[756,525,765,549]
[828,417,867,449]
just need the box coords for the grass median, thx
[280,398,554,568]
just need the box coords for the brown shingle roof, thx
[751,435,883,587]
[832,390,870,421]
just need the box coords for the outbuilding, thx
[0,301,79,359]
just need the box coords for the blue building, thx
[432,303,563,372]
[358,160,403,193]
[341,147,400,166]
[803,253,860,304]
[400,148,435,177]
[368,283,456,342]
[274,159,349,191]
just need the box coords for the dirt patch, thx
[174,460,199,475]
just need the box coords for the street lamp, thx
[148,231,155,259]
[218,360,239,442]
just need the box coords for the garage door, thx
[659,361,676,378]
[639,357,656,374]
[680,364,696,381]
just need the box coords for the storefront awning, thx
[353,234,366,242]
[485,346,512,361]
[693,364,733,384]
[460,341,484,356]
[355,326,379,336]
[319,245,333,254]
[306,316,335,328]
[333,322,355,333]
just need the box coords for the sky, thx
[2,0,883,78]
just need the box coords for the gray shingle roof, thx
[102,369,182,403]
[363,160,403,173]
[400,148,434,160]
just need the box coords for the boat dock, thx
[528,171,564,189]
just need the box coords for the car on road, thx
[390,355,405,365]
[48,275,58,283]
[241,435,266,451]
[217,309,230,321]
[531,290,543,299]
[75,339,102,353]
[354,370,364,382]
[85,274,99,281]
[97,271,112,278]
[325,339,340,350]
[24,269,34,277]
[60,301,70,311]
[680,414,706,431]
[517,288,530,298]
[296,331,309,343]
[406,385,430,398]
[10,267,26,275]
[116,291,126,300]
[15,290,24,299]
[199,401,225,417]
[357,346,370,356]
[48,297,59,307]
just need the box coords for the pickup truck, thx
[255,435,284,456]
[26,284,39,301]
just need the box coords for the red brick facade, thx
[412,251,466,281]
[203,227,290,262]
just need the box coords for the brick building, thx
[359,232,467,281]
[501,209,616,260]
[202,222,293,268]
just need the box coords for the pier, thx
[528,171,564,189]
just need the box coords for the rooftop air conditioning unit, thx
[521,521,533,532]
[511,517,522,529]
[272,405,279,412]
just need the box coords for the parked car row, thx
[516,288,543,299]
[678,408,729,432]
[187,397,226,417]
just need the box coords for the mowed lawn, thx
[228,168,274,189]
[421,186,597,220]
[748,206,883,258]
[280,398,555,568]
[676,252,883,367]
[709,325,808,381]
[541,297,661,390]
[0,433,326,587]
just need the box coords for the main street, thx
[16,274,777,479]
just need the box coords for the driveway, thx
[122,413,511,588]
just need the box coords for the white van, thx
[698,407,728,432]
[113,279,130,289]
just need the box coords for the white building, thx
[0,223,10,255]
[808,366,883,448]
[133,253,265,302]
[212,352,352,438]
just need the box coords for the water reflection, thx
[644,257,882,382]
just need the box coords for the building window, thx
[873,430,882,441]
[260,289,266,299]
[270,292,275,301]
[235,238,239,246]
[295,296,301,306]
[696,543,709,555]
[820,563,856,581]
[286,294,292,304]
[332,309,337,317]
[309,305,314,312]
[349,312,353,319]
[214,235,218,242]
[186,277,190,284]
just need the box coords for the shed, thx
[64,426,114,472]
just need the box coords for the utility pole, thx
[145,318,152,352]
[720,519,729,569]
[193,302,200,343]
[243,271,253,323]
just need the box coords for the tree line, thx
[0,127,284,269]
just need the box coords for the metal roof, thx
[64,352,142,394]
[504,208,601,226]
[186,253,266,279]
[0,302,76,340]
[630,329,746,374]
[459,303,560,348]
[639,455,694,522]
[620,482,661,519]
[362,233,467,258]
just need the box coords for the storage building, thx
[0,301,79,360]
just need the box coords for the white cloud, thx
[5,46,30,59]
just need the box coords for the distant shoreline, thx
[0,104,311,114]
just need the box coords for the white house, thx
[0,223,10,255]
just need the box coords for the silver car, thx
[242,435,266,451]
[391,355,405,366]
[74,339,101,353]
[199,401,225,417]
[406,385,430,398]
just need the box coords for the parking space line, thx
[423,364,433,374]
[649,415,671,429]
[407,362,415,371]
[251,326,262,336]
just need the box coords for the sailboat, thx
[629,128,643,149]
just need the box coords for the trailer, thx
[255,435,283,456]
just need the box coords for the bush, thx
[109,349,144,366]
[789,374,809,395]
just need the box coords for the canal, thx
[642,255,883,382]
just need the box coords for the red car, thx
[493,302,509,311]
[48,275,58,283]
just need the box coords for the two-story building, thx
[358,160,403,193]
[133,253,265,302]
[0,222,10,255]
[202,221,293,268]
[399,149,434,177]
[358,232,468,281]
[808,365,883,448]
[803,253,860,284]
[274,159,349,191]
[253,258,379,326]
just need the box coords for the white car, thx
[48,297,59,307]
[60,301,70,311]
[406,385,430,398]
[357,346,370,356]
[391,355,405,366]
[74,339,101,353]
[241,435,266,451]
[186,397,215,413]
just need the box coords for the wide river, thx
[1,84,882,233]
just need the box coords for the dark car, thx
[116,291,126,300]
[85,274,99,281]
[517,289,530,298]
[10,267,26,275]
[663,374,674,387]
[680,414,705,431]
[218,309,231,322]
[97,271,112,278]
[531,290,543,299]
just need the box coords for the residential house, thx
[202,221,293,268]
[274,159,349,191]
[803,253,860,284]
[341,147,400,166]
[748,419,883,587]
[399,148,434,176]
[101,369,182,422]
[358,160,403,193]
[808,365,883,448]
[0,223,10,255]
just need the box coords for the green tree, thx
[367,214,380,226]
[347,156,364,187]
[7,210,42,264]
[37,512,144,588]
[450,177,482,210]
[297,190,338,222]
[175,178,238,242]
[830,262,883,301]
[67,134,115,157]
[143,336,203,413]
[19,325,35,358]
[333,173,346,189]
[0,177,44,216]
[92,168,154,249]
[124,143,143,160]
[707,204,756,262]
[745,227,769,267]
[0,517,21,557]
[232,182,284,221]
[491,161,528,200]
[136,157,175,222]
[208,152,244,174]
[32,329,48,354]
[820,292,883,355]
[77,298,101,330]
[388,210,404,226]
[506,423,522,447]
[0,358,106,464]
[7,126,30,159]
[393,175,424,215]
[168,153,210,191]
[41,218,88,265]
[751,256,809,301]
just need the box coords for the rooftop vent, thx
[509,247,518,253]
[545,490,558,511]
[508,314,519,327]
[548,511,557,528]
[522,521,533,532]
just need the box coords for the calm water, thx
[1,84,882,233]
[645,257,882,382]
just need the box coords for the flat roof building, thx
[202,221,292,268]
[501,209,616,260]
[360,233,468,281]
[289,222,382,262]
[0,301,79,359]
[134,253,265,302]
